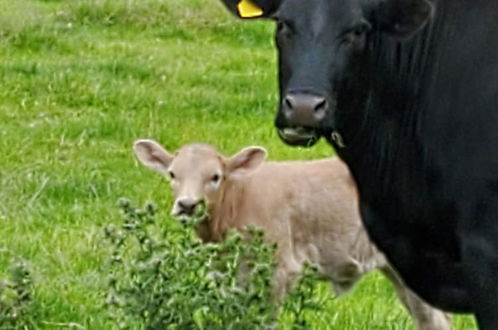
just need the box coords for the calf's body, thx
[134,140,450,330]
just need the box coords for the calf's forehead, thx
[171,144,223,173]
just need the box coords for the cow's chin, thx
[277,127,320,147]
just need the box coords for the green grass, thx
[0,0,477,329]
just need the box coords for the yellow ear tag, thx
[237,0,264,18]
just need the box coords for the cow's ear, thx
[226,146,267,174]
[219,0,279,19]
[373,0,434,38]
[133,139,174,174]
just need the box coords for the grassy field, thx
[0,0,477,329]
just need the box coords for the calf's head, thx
[220,0,433,146]
[133,139,267,219]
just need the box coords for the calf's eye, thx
[168,171,175,180]
[211,174,220,183]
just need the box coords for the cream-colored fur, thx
[133,140,451,330]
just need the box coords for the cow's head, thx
[220,0,433,146]
[133,139,266,220]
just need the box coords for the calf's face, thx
[133,139,267,219]
[219,0,433,146]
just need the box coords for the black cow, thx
[219,0,498,328]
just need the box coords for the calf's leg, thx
[272,252,303,301]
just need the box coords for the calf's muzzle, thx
[173,197,201,217]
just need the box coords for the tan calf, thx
[133,139,451,330]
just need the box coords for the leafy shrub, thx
[104,199,323,330]
[105,199,275,329]
[0,260,35,329]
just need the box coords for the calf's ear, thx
[226,146,267,174]
[219,0,279,19]
[372,0,434,38]
[133,139,174,174]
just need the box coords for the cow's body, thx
[336,1,498,314]
[219,0,498,328]
[134,140,450,330]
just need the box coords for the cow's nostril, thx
[284,95,295,109]
[314,99,327,112]
[281,92,330,127]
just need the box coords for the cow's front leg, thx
[359,201,415,270]
[463,230,498,330]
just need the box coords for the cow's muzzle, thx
[276,91,332,147]
[282,92,328,126]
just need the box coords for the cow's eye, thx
[168,171,175,180]
[276,20,293,37]
[341,23,370,48]
[352,24,369,37]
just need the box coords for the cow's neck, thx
[339,25,436,184]
[333,15,466,259]
[334,21,460,231]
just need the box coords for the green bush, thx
[104,199,322,330]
